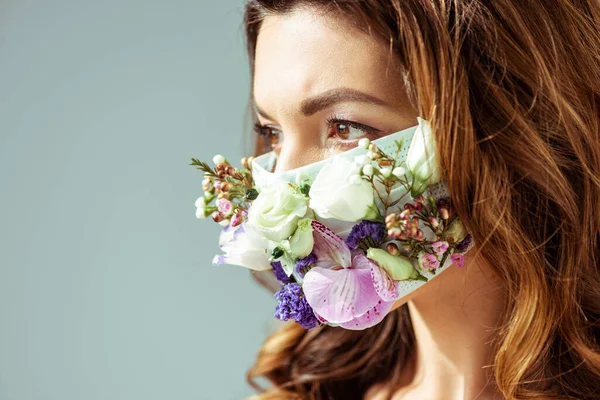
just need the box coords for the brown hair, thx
[243,1,600,398]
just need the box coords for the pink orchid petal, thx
[351,254,400,302]
[303,265,381,324]
[311,220,351,268]
[339,299,396,330]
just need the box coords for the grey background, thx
[0,1,279,399]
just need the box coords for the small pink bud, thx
[440,207,450,220]
[415,230,425,241]
[399,209,411,220]
[388,228,403,239]
[212,212,225,223]
[429,216,440,228]
[230,213,243,227]
[385,214,397,225]
[386,243,400,256]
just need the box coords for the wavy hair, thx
[243,1,600,398]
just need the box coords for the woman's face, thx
[253,8,460,308]
[253,8,420,173]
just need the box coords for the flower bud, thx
[367,248,419,280]
[380,167,392,178]
[392,167,406,179]
[289,218,314,259]
[387,228,403,239]
[241,157,249,170]
[415,230,425,241]
[399,209,411,220]
[386,243,400,256]
[446,219,468,243]
[385,213,397,225]
[358,138,371,149]
[369,143,378,153]
[212,212,225,223]
[428,216,440,228]
[440,207,450,220]
[362,164,374,177]
[213,154,226,165]
[230,213,243,227]
[220,182,231,192]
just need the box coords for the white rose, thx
[247,181,308,242]
[406,117,442,196]
[309,158,378,222]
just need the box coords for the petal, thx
[311,221,351,268]
[352,254,400,302]
[338,299,396,330]
[303,265,381,324]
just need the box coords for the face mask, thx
[192,117,474,331]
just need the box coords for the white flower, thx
[195,196,206,219]
[406,117,442,196]
[392,167,406,179]
[309,158,378,222]
[358,138,371,149]
[289,218,314,258]
[212,223,272,271]
[247,181,308,242]
[380,167,392,178]
[362,164,374,177]
[354,155,369,165]
[213,154,226,165]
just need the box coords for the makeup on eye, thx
[252,115,382,149]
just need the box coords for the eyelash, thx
[253,116,379,142]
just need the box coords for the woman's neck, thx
[401,252,507,399]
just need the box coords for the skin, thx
[253,7,506,400]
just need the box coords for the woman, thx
[242,0,600,398]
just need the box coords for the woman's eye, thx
[326,118,379,141]
[254,123,283,148]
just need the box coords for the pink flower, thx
[432,240,449,254]
[217,198,233,215]
[451,253,465,268]
[302,221,398,330]
[420,253,440,270]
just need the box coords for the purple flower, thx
[456,234,473,253]
[345,221,387,251]
[271,261,290,284]
[274,283,320,330]
[295,252,318,278]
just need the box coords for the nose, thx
[273,128,324,173]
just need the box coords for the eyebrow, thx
[253,87,390,120]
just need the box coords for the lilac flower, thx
[274,283,320,330]
[271,261,290,284]
[302,221,398,330]
[455,234,473,253]
[432,241,449,255]
[419,253,440,270]
[295,252,317,278]
[345,221,387,251]
[451,253,465,268]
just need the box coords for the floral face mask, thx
[191,117,474,330]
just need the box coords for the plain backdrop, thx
[0,1,280,399]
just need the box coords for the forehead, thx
[253,8,405,114]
